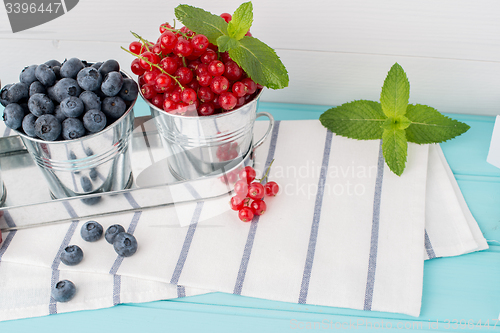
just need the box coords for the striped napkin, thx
[0,118,487,321]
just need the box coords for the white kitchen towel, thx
[0,119,487,320]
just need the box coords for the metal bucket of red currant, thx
[2,58,138,201]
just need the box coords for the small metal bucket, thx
[16,88,136,200]
[0,167,5,206]
[145,89,274,181]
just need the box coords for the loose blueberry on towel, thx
[81,221,103,242]
[113,232,137,257]
[105,224,125,244]
[60,245,84,266]
[51,280,76,302]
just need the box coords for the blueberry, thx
[101,71,123,97]
[29,81,46,96]
[81,220,103,242]
[35,114,61,141]
[60,96,84,118]
[91,62,103,70]
[35,64,57,86]
[19,65,38,85]
[60,58,84,79]
[102,96,126,119]
[113,232,137,257]
[0,84,13,106]
[45,59,61,68]
[83,109,107,133]
[3,103,24,129]
[50,78,82,103]
[6,83,29,104]
[98,59,120,78]
[53,105,67,123]
[60,245,83,266]
[28,93,55,117]
[52,66,61,79]
[89,168,98,181]
[77,67,102,91]
[80,175,92,192]
[62,117,85,140]
[22,113,37,137]
[51,280,76,302]
[79,90,101,111]
[105,224,125,244]
[118,78,139,102]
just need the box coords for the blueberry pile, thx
[53,220,138,303]
[1,58,139,141]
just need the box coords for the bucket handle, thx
[253,112,275,150]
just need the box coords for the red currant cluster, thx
[229,165,280,222]
[127,13,261,116]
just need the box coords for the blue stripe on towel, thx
[424,230,436,259]
[233,121,281,295]
[297,129,333,304]
[363,140,385,311]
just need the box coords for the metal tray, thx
[0,116,254,231]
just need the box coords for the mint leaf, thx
[382,115,411,131]
[228,1,253,40]
[382,128,407,176]
[217,35,241,52]
[405,104,470,144]
[229,36,289,89]
[319,100,386,140]
[175,4,228,44]
[380,63,410,118]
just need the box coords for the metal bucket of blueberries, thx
[1,58,139,202]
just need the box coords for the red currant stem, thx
[182,57,187,68]
[130,31,151,52]
[121,47,184,89]
[258,159,275,184]
[162,25,193,39]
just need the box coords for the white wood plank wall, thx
[0,0,499,115]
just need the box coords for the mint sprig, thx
[319,63,470,176]
[174,2,289,90]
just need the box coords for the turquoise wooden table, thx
[0,99,499,332]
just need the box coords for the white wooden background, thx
[0,0,499,116]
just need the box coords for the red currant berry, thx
[198,86,215,102]
[151,94,164,108]
[224,60,243,81]
[181,88,197,105]
[264,181,280,196]
[160,57,178,75]
[129,41,143,55]
[187,59,202,71]
[168,87,182,103]
[220,12,232,23]
[138,74,146,86]
[245,30,252,37]
[230,196,244,211]
[187,79,200,92]
[175,67,193,85]
[195,63,209,76]
[143,68,161,85]
[155,74,174,93]
[219,92,237,110]
[248,182,265,200]
[151,43,165,55]
[197,73,212,87]
[208,60,225,76]
[139,51,160,70]
[131,58,145,75]
[239,166,256,183]
[141,84,157,100]
[211,76,230,94]
[234,180,249,197]
[238,207,254,222]
[163,99,177,112]
[191,34,209,52]
[250,200,267,216]
[198,102,215,116]
[200,49,217,65]
[159,22,172,33]
[174,38,193,57]
[242,78,257,94]
[220,52,232,63]
[232,81,247,97]
[160,30,177,49]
